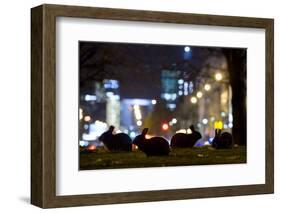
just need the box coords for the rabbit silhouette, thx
[212,129,233,149]
[171,125,202,148]
[99,126,132,151]
[133,128,170,156]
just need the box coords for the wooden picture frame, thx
[31,4,274,208]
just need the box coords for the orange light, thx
[88,144,96,151]
[162,123,169,131]
[145,134,154,139]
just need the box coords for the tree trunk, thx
[224,49,247,146]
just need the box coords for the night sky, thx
[79,42,215,99]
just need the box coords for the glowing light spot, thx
[204,84,211,91]
[228,123,233,128]
[79,140,86,147]
[187,128,192,134]
[88,144,96,151]
[215,72,223,81]
[115,129,122,134]
[85,94,97,101]
[133,104,142,120]
[130,131,136,138]
[136,120,142,126]
[196,91,203,98]
[214,121,223,129]
[84,116,91,122]
[204,141,211,146]
[221,112,226,117]
[229,113,233,122]
[162,123,169,131]
[190,96,197,104]
[79,108,83,120]
[178,79,184,84]
[172,118,177,124]
[151,99,157,105]
[202,118,208,125]
[176,129,187,134]
[184,46,191,52]
[145,134,153,139]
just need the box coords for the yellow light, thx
[133,104,142,120]
[190,96,197,104]
[204,84,211,91]
[196,91,203,98]
[133,104,140,110]
[215,72,223,81]
[214,121,223,129]
[84,115,91,122]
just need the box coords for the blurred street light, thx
[215,72,223,81]
[84,115,91,122]
[214,121,223,129]
[204,84,211,91]
[202,118,208,125]
[196,91,203,98]
[190,96,197,104]
[162,123,169,131]
[136,120,142,126]
[184,46,191,52]
[79,108,83,120]
[187,128,192,134]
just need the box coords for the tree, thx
[223,49,247,146]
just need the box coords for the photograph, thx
[78,41,247,170]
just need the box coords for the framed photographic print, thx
[31,4,274,208]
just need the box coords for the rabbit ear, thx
[142,128,149,136]
[109,125,115,132]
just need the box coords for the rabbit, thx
[211,129,233,149]
[219,132,233,149]
[99,126,132,151]
[133,128,170,156]
[171,125,202,148]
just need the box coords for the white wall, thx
[0,0,279,212]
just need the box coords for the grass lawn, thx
[79,146,246,170]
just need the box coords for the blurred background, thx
[79,42,246,149]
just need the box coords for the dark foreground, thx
[79,146,246,170]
